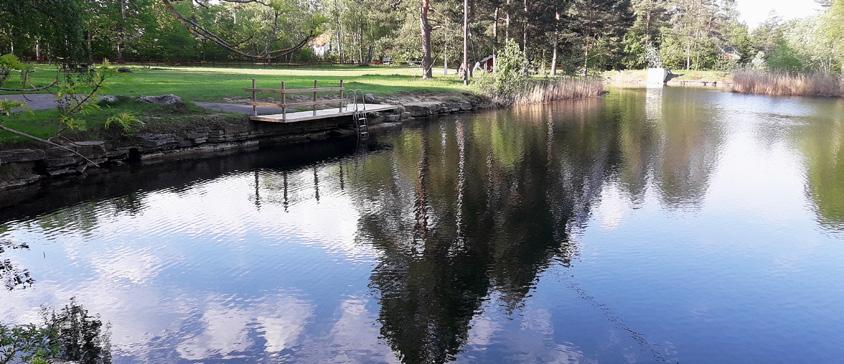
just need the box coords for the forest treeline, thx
[0,0,843,75]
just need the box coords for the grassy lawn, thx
[0,64,469,145]
[0,99,220,145]
[2,64,468,101]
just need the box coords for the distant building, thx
[720,46,742,62]
[473,55,494,73]
[311,33,331,59]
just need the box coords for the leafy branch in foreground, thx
[0,298,112,364]
[0,61,137,168]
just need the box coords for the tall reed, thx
[730,70,841,97]
[513,76,604,104]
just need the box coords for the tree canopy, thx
[0,0,842,74]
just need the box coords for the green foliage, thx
[0,54,26,71]
[0,98,26,116]
[0,299,111,364]
[0,54,32,87]
[766,40,805,72]
[821,0,844,72]
[54,62,115,132]
[105,112,143,134]
[474,40,530,98]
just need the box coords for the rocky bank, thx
[0,92,495,191]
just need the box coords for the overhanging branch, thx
[161,0,313,60]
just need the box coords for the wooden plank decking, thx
[249,103,400,123]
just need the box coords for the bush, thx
[474,39,530,99]
[0,54,32,87]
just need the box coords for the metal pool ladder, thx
[352,90,369,139]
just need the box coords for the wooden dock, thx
[245,79,399,123]
[249,103,399,123]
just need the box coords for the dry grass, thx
[730,70,842,97]
[514,77,604,104]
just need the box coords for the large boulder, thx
[137,133,180,151]
[137,94,184,106]
[98,95,120,105]
[0,149,46,164]
[403,102,442,117]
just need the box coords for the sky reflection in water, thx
[2,88,844,363]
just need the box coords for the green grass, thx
[2,64,468,101]
[0,98,219,145]
[0,64,469,145]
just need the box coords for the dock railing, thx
[245,79,346,122]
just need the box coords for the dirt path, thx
[0,94,62,111]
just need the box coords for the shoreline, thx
[0,92,498,193]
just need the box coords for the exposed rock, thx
[137,133,180,151]
[403,102,442,117]
[0,149,46,164]
[137,94,183,106]
[186,128,210,144]
[72,141,107,162]
[98,95,119,105]
[0,162,42,190]
[0,91,495,191]
[364,94,379,103]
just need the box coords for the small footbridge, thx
[245,79,400,137]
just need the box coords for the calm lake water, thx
[2,88,844,363]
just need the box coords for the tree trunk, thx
[335,0,343,63]
[8,25,13,56]
[444,50,448,75]
[505,0,511,40]
[420,0,433,79]
[117,0,126,63]
[685,43,691,70]
[463,0,469,85]
[86,31,93,64]
[583,44,589,77]
[493,7,499,72]
[522,0,528,52]
[551,38,558,76]
[358,23,364,64]
[551,9,559,76]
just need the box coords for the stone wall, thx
[0,94,493,191]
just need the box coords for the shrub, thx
[104,112,143,134]
[0,54,31,87]
[474,39,530,99]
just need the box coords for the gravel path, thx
[0,94,63,111]
[1,94,273,115]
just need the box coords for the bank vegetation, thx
[730,70,842,97]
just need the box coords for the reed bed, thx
[513,76,605,104]
[730,70,842,97]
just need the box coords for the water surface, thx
[3,88,844,363]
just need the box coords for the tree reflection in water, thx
[0,239,34,290]
[797,99,844,230]
[18,88,844,362]
[343,100,625,363]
